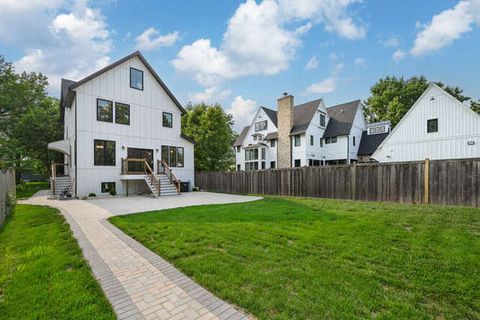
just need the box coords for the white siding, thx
[373,84,480,162]
[67,56,194,196]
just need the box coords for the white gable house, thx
[233,94,366,170]
[372,84,480,162]
[48,51,195,197]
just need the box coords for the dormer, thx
[367,121,391,135]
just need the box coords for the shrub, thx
[5,192,16,216]
[88,193,96,197]
[109,188,116,196]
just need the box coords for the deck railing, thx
[157,160,180,194]
[121,158,160,196]
[50,162,69,195]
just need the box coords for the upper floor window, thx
[427,118,438,133]
[236,146,240,153]
[325,137,337,144]
[97,99,113,122]
[261,148,266,160]
[353,136,356,146]
[115,102,130,125]
[270,140,276,147]
[294,135,301,147]
[245,149,259,161]
[320,113,326,127]
[255,120,268,132]
[320,138,323,148]
[130,68,143,90]
[163,112,173,128]
[310,135,314,146]
[369,126,386,135]
[94,139,115,166]
[253,135,257,141]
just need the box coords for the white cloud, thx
[305,76,337,94]
[329,52,338,61]
[135,28,179,51]
[172,0,365,86]
[411,0,480,56]
[392,49,406,62]
[354,57,365,67]
[189,87,232,104]
[380,36,400,47]
[9,0,112,95]
[306,56,319,70]
[226,96,258,130]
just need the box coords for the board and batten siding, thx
[71,55,194,196]
[373,84,480,162]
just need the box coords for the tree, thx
[181,103,235,171]
[0,55,62,176]
[364,76,480,127]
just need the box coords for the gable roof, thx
[233,126,250,146]
[290,99,323,135]
[60,51,185,114]
[323,100,361,138]
[357,131,389,156]
[371,83,478,158]
[261,107,278,127]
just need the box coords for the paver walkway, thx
[22,192,260,320]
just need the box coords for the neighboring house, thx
[357,121,391,162]
[48,51,195,197]
[233,93,366,170]
[372,83,480,162]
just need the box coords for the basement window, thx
[101,182,115,193]
[427,118,438,133]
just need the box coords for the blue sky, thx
[1,0,479,130]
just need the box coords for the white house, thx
[48,51,195,198]
[372,83,480,162]
[233,93,366,170]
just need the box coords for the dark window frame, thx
[255,120,268,132]
[270,161,276,169]
[320,113,326,127]
[310,135,314,146]
[294,135,301,147]
[427,118,438,133]
[270,140,276,147]
[353,136,356,146]
[94,139,116,166]
[101,182,116,193]
[294,159,301,167]
[163,112,173,128]
[115,102,130,125]
[97,98,113,123]
[177,147,184,168]
[130,67,144,91]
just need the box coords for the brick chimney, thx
[277,92,294,168]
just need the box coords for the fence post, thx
[351,163,357,200]
[424,158,430,204]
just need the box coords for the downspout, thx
[347,135,350,164]
[74,95,78,197]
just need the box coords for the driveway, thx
[22,192,260,320]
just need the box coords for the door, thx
[127,148,154,173]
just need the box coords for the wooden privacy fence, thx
[195,158,480,207]
[0,169,16,226]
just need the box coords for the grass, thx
[16,181,49,199]
[0,205,115,320]
[110,197,480,320]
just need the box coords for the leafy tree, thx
[181,103,235,171]
[0,55,62,177]
[364,76,480,126]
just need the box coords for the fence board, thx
[0,169,16,226]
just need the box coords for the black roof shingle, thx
[357,131,389,156]
[323,100,361,138]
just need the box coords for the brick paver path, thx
[22,194,258,320]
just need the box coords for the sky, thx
[1,0,479,131]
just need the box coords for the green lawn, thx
[110,197,480,320]
[0,205,115,320]
[16,181,49,199]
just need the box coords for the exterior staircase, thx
[156,173,180,196]
[50,176,72,196]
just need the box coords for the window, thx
[261,148,266,160]
[237,164,241,171]
[270,140,276,147]
[245,162,259,171]
[261,161,266,169]
[94,139,115,166]
[294,159,301,167]
[332,136,337,143]
[309,159,313,166]
[369,126,386,135]
[310,135,314,146]
[255,120,268,132]
[270,161,276,169]
[325,137,337,144]
[130,67,143,90]
[169,146,177,167]
[177,147,184,167]
[320,113,326,127]
[353,136,356,146]
[97,99,113,122]
[294,135,301,146]
[427,118,438,133]
[101,182,115,193]
[163,112,173,128]
[161,146,169,165]
[245,149,259,161]
[325,137,331,144]
[253,135,257,141]
[320,138,323,148]
[115,102,130,125]
[236,146,240,153]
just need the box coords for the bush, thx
[88,193,96,197]
[5,192,16,216]
[109,188,116,196]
